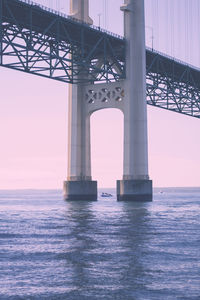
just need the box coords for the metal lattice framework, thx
[0,0,200,118]
[0,0,125,83]
[146,50,200,118]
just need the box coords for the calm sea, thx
[0,188,199,300]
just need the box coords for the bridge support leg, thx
[63,0,97,201]
[63,84,97,201]
[117,0,153,201]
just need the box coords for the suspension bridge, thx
[0,0,199,200]
[1,0,200,118]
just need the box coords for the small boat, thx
[101,192,113,197]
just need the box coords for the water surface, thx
[0,188,199,299]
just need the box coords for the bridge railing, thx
[146,46,200,73]
[18,0,124,40]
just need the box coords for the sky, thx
[0,0,200,189]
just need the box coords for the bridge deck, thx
[0,0,200,118]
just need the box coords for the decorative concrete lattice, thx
[84,82,125,114]
[85,84,124,105]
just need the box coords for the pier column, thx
[117,0,152,201]
[63,0,97,201]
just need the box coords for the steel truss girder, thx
[0,0,200,119]
[0,0,125,83]
[146,51,200,119]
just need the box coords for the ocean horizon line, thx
[0,186,200,191]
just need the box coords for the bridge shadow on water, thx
[62,198,154,299]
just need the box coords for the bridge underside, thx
[0,0,200,118]
[0,0,125,83]
[146,50,200,118]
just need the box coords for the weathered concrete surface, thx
[116,0,153,201]
[117,180,152,201]
[63,180,97,201]
[65,0,153,202]
[64,0,95,201]
[121,0,149,180]
[70,0,93,24]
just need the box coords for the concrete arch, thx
[84,82,125,116]
[89,105,124,117]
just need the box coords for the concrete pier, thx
[63,0,97,201]
[64,0,152,201]
[117,180,152,201]
[117,0,153,201]
[63,180,97,201]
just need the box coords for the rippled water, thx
[0,188,200,300]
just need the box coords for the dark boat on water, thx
[101,192,113,198]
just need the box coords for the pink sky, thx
[0,0,200,189]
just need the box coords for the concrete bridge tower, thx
[63,0,153,201]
